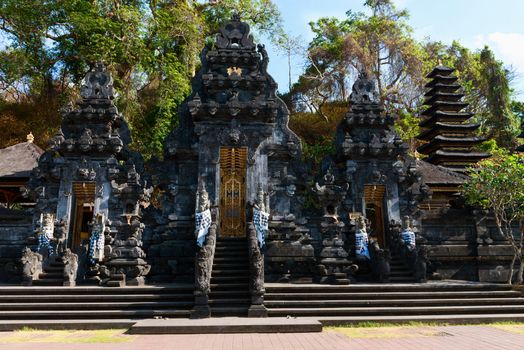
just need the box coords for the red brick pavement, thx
[0,325,524,350]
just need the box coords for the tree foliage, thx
[463,153,524,284]
[286,0,521,160]
[0,0,284,158]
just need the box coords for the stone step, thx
[208,298,251,305]
[0,301,193,311]
[212,269,249,276]
[0,309,191,320]
[315,314,524,326]
[267,304,524,317]
[213,261,247,266]
[213,257,249,263]
[389,277,418,283]
[38,272,63,279]
[210,283,249,291]
[0,319,136,331]
[265,283,513,293]
[214,246,247,252]
[211,306,249,317]
[0,294,194,302]
[49,262,65,268]
[32,279,63,286]
[389,272,414,277]
[265,298,524,308]
[211,276,249,283]
[216,240,247,246]
[209,291,251,298]
[128,317,322,334]
[265,290,521,300]
[44,266,64,272]
[0,285,195,295]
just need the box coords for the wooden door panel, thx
[219,147,247,238]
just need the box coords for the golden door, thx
[219,147,247,238]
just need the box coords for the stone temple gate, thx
[1,14,521,320]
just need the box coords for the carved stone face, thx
[357,216,367,231]
[402,216,412,231]
[285,184,296,197]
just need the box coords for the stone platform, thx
[128,317,322,334]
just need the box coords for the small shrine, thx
[21,63,151,286]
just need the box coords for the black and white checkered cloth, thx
[196,209,212,247]
[401,229,416,248]
[253,208,269,248]
[355,230,370,259]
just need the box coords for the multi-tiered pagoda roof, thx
[417,65,489,172]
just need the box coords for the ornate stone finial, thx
[254,184,266,213]
[323,167,335,185]
[356,216,367,232]
[231,12,241,22]
[26,132,34,143]
[349,71,379,104]
[402,215,412,231]
[215,12,255,50]
[196,180,210,213]
[80,62,115,100]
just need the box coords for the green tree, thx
[0,0,284,157]
[463,153,524,284]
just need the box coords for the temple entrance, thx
[364,185,386,248]
[219,147,247,238]
[70,182,96,249]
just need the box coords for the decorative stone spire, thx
[49,62,130,156]
[349,72,379,105]
[80,62,114,100]
[185,13,278,123]
[417,65,489,172]
[337,72,407,159]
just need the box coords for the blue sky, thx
[263,0,524,98]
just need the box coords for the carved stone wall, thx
[146,14,306,283]
[24,63,151,286]
[0,211,32,283]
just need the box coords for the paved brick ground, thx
[1,325,524,349]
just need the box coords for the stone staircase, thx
[265,282,524,322]
[0,285,194,320]
[388,253,417,283]
[209,238,251,317]
[32,256,65,286]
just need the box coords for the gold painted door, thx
[219,147,247,238]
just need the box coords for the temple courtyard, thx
[1,323,524,350]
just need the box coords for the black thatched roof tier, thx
[426,65,455,79]
[421,101,469,116]
[424,84,461,96]
[417,122,481,141]
[417,135,485,155]
[425,75,458,88]
[419,111,474,128]
[0,141,43,179]
[424,91,465,105]
[416,159,468,185]
[424,150,490,166]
